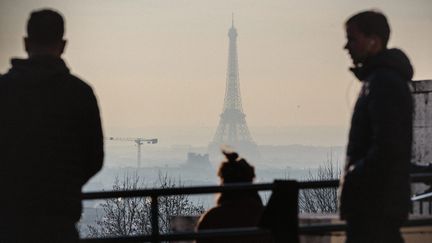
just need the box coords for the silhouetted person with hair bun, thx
[0,9,103,242]
[196,151,269,243]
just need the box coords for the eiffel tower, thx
[209,17,259,160]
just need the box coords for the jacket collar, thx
[8,55,70,81]
[350,48,414,81]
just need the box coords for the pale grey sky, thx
[1,0,431,145]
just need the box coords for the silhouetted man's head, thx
[25,9,66,58]
[344,10,390,66]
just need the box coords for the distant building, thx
[185,152,211,168]
[411,80,432,216]
[412,80,432,164]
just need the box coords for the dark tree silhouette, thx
[88,173,205,237]
[299,158,341,214]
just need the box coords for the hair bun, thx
[223,151,239,163]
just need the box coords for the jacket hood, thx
[351,48,414,81]
[7,56,69,84]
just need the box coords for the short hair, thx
[27,9,64,45]
[346,10,390,47]
[218,151,255,183]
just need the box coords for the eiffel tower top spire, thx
[224,14,242,112]
[232,13,234,27]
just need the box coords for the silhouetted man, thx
[339,11,413,243]
[0,9,103,242]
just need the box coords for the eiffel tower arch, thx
[208,18,260,161]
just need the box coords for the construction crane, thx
[105,137,158,168]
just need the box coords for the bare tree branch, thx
[87,173,204,237]
[299,154,341,214]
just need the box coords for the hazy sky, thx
[1,0,431,145]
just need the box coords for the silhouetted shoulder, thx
[368,68,411,99]
[54,73,98,106]
[0,73,9,82]
[197,206,224,230]
[67,74,96,94]
[0,73,13,90]
[374,68,406,82]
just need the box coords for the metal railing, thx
[411,173,432,215]
[80,173,432,242]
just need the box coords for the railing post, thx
[420,201,423,214]
[150,195,159,243]
[429,200,432,215]
[259,180,299,243]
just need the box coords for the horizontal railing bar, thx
[300,223,346,234]
[411,173,432,183]
[412,192,432,201]
[299,218,432,235]
[80,218,432,242]
[82,173,432,200]
[82,180,341,200]
[80,227,270,242]
[82,182,274,200]
[404,218,432,227]
[298,179,339,189]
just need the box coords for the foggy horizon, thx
[105,124,348,147]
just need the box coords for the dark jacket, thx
[0,56,103,229]
[339,49,413,222]
[196,192,270,243]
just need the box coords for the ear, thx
[369,35,383,51]
[59,39,67,55]
[24,37,30,54]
